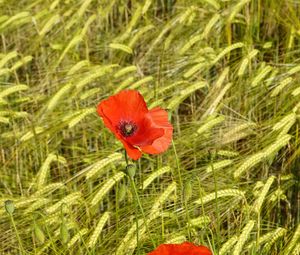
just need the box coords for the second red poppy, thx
[147,242,212,255]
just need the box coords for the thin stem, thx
[172,140,191,239]
[128,171,156,248]
[124,151,156,249]
[124,150,129,165]
[9,214,25,254]
[211,152,220,251]
[197,177,211,246]
[133,192,140,254]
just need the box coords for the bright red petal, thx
[97,90,147,128]
[147,244,170,255]
[121,140,142,160]
[180,242,212,255]
[97,101,120,139]
[97,90,149,159]
[126,117,164,147]
[140,107,173,154]
[97,91,172,160]
[147,242,212,255]
[195,245,212,255]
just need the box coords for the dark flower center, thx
[119,121,137,137]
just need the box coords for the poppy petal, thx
[97,90,173,160]
[121,140,142,160]
[147,242,212,255]
[97,102,119,137]
[140,107,173,154]
[126,117,164,147]
[97,90,147,128]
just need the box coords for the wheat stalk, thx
[118,4,142,42]
[263,227,287,252]
[284,224,300,255]
[211,43,244,65]
[129,76,154,90]
[197,115,225,135]
[0,51,18,68]
[167,82,207,110]
[36,154,67,190]
[219,235,238,255]
[247,227,286,250]
[47,83,73,112]
[227,0,251,24]
[0,84,28,98]
[252,175,276,213]
[34,182,65,197]
[10,55,32,71]
[150,182,177,214]
[233,220,255,255]
[142,166,171,190]
[238,49,259,77]
[189,216,211,228]
[272,113,296,131]
[271,77,293,97]
[68,108,95,128]
[85,153,123,180]
[194,189,245,205]
[46,192,82,214]
[39,14,60,37]
[91,172,125,206]
[109,43,133,55]
[234,152,265,179]
[206,160,233,173]
[88,211,110,248]
[67,228,88,248]
[24,198,50,214]
[251,64,273,87]
[113,66,137,79]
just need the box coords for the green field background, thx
[0,0,300,254]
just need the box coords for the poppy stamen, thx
[119,121,137,137]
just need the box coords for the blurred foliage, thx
[0,0,300,254]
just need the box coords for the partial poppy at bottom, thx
[97,90,173,160]
[147,242,212,255]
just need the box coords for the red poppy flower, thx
[147,242,212,255]
[97,90,173,160]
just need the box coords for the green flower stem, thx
[211,152,220,251]
[172,140,191,240]
[124,151,156,250]
[124,150,129,165]
[9,214,25,254]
